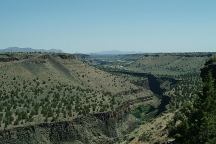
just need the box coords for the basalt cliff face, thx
[0,115,116,144]
[0,95,154,144]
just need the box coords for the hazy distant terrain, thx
[0,47,63,53]
[90,50,139,55]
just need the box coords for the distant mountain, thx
[90,50,138,55]
[0,47,63,53]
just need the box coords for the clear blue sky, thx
[0,0,215,53]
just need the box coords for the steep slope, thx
[168,56,216,143]
[0,115,116,144]
[123,112,174,144]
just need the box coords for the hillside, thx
[0,52,214,143]
[0,53,154,131]
[89,53,213,77]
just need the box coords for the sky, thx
[0,0,216,53]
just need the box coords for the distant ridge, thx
[90,50,138,55]
[0,47,63,53]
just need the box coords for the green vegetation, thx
[169,58,216,143]
[131,105,156,122]
[89,53,212,77]
[167,74,202,109]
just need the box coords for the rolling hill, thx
[0,53,154,131]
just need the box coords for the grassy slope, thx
[126,55,209,77]
[0,53,153,130]
[125,112,174,144]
